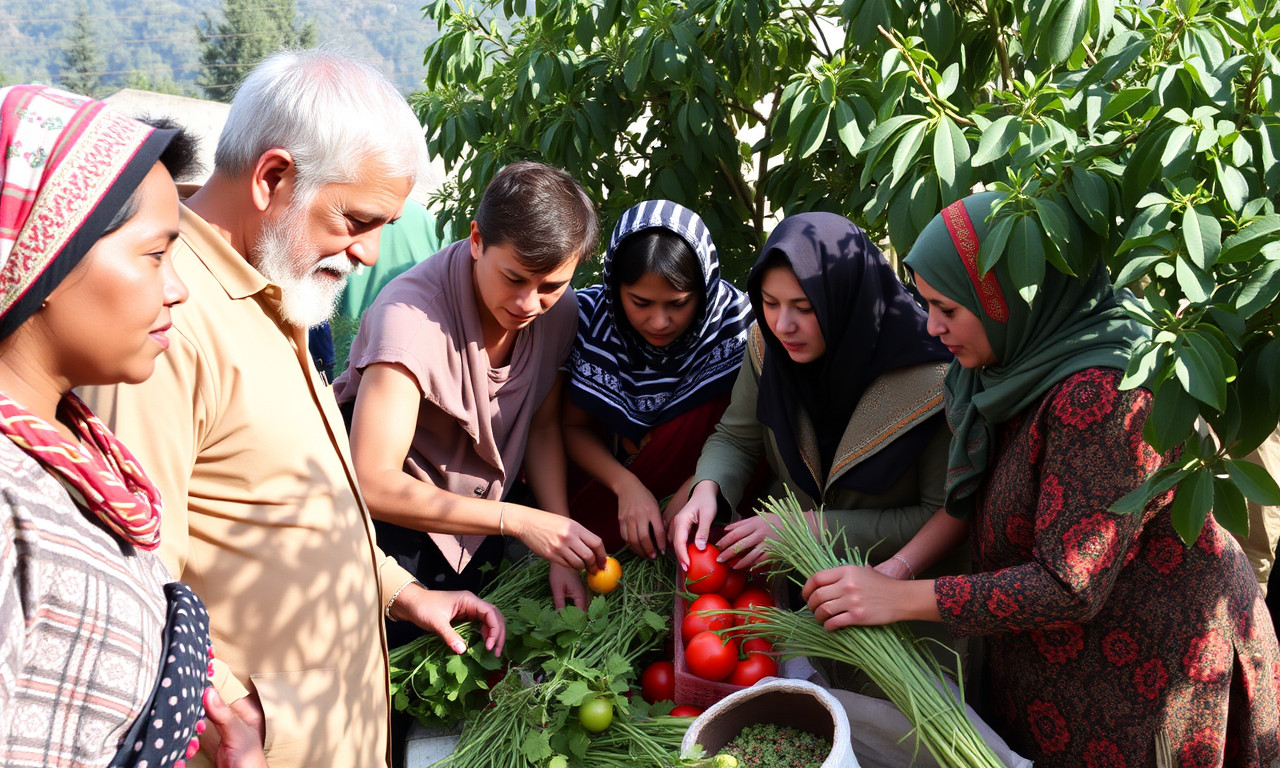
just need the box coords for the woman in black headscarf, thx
[670,212,962,584]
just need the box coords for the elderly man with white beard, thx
[81,50,507,768]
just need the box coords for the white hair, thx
[213,48,427,201]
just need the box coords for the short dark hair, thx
[611,227,705,297]
[101,118,201,237]
[475,161,598,272]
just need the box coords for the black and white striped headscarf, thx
[566,200,753,441]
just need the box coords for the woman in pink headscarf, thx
[0,85,263,768]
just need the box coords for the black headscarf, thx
[747,212,951,499]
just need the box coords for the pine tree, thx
[197,0,316,102]
[60,3,105,97]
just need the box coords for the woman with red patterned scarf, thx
[803,191,1280,766]
[0,86,263,768]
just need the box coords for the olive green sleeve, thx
[690,352,768,509]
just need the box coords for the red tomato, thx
[685,630,739,681]
[670,705,704,717]
[717,568,748,601]
[728,652,778,687]
[682,594,733,641]
[742,638,774,654]
[731,586,775,625]
[685,544,729,594]
[640,660,675,704]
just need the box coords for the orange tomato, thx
[586,556,623,593]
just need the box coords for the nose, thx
[515,287,540,315]
[774,307,797,334]
[163,258,189,307]
[651,310,671,331]
[346,231,381,267]
[925,308,945,338]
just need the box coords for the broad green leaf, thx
[860,115,925,186]
[934,115,958,191]
[1175,332,1226,410]
[977,212,1016,275]
[972,115,1018,166]
[1010,215,1047,304]
[1171,468,1214,546]
[937,63,961,100]
[1069,169,1109,234]
[1225,459,1280,504]
[1100,87,1151,122]
[890,120,929,185]
[1211,476,1250,539]
[819,76,836,105]
[1144,380,1199,452]
[1162,125,1194,167]
[1235,260,1280,316]
[1113,250,1168,287]
[834,99,864,156]
[1190,206,1222,268]
[1111,466,1189,515]
[1048,0,1090,64]
[1120,341,1166,390]
[1175,255,1213,303]
[1220,215,1280,262]
[798,106,832,159]
[1216,159,1249,211]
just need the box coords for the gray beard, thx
[251,206,352,329]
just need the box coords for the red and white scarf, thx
[0,390,161,549]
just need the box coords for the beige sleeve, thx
[80,324,207,581]
[376,553,417,605]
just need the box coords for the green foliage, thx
[391,553,687,768]
[419,0,1280,544]
[197,0,316,102]
[60,3,104,96]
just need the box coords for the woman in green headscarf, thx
[802,192,1280,767]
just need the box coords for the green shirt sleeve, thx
[690,350,767,509]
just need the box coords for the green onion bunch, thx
[740,491,1005,768]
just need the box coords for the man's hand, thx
[390,583,506,655]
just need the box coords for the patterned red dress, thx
[935,368,1280,767]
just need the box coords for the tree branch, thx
[877,25,977,127]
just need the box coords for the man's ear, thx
[250,148,295,214]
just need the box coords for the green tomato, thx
[578,696,614,733]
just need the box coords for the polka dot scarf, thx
[110,582,213,768]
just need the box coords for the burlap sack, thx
[681,677,859,768]
[826,688,1033,768]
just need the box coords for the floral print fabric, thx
[935,368,1280,767]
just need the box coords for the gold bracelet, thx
[891,554,916,580]
[384,578,419,620]
[499,501,508,537]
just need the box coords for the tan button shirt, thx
[81,205,415,768]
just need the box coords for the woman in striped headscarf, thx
[563,200,753,558]
[0,85,263,768]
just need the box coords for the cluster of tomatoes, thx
[680,542,779,687]
[634,542,781,719]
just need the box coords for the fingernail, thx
[695,539,706,549]
[451,641,466,653]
